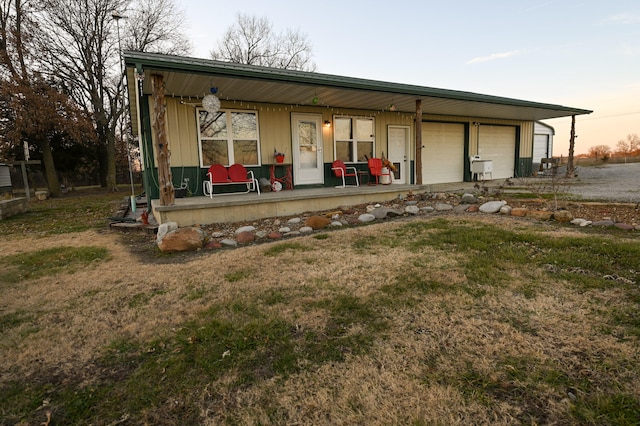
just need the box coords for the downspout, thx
[415,100,422,185]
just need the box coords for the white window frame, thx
[197,109,261,167]
[333,115,375,163]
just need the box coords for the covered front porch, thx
[150,183,471,227]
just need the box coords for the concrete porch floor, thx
[150,182,488,227]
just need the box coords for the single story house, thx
[122,51,591,225]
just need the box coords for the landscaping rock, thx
[156,221,179,244]
[479,200,506,213]
[435,203,453,211]
[466,204,479,213]
[220,238,238,247]
[510,208,528,217]
[305,215,331,229]
[300,226,314,233]
[499,205,512,215]
[330,221,343,227]
[358,213,376,222]
[158,227,206,253]
[591,220,615,227]
[371,207,391,219]
[287,217,302,224]
[268,232,283,239]
[460,193,478,204]
[405,205,421,214]
[235,225,255,234]
[614,223,634,230]
[553,210,573,223]
[527,211,553,221]
[236,231,255,244]
[204,241,222,250]
[279,227,291,233]
[421,206,435,213]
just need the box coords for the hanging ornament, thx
[312,96,319,105]
[202,87,220,113]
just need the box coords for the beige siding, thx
[149,97,533,169]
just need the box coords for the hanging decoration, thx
[202,87,220,113]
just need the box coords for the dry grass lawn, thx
[1,206,640,425]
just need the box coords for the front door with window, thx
[292,113,323,185]
[387,125,409,184]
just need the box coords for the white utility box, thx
[470,159,493,181]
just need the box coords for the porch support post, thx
[151,73,174,206]
[415,99,423,185]
[566,114,576,178]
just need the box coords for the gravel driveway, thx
[566,162,640,203]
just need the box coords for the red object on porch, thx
[269,163,293,190]
[275,154,285,163]
[367,158,392,185]
[331,160,359,188]
[207,164,228,183]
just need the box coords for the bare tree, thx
[37,0,190,192]
[0,0,95,196]
[588,144,612,161]
[211,14,316,71]
[615,133,640,162]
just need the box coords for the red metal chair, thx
[331,160,359,188]
[367,158,391,185]
[228,164,260,195]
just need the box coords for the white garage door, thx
[478,125,516,179]
[422,122,465,184]
[533,134,550,164]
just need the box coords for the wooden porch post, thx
[415,99,423,185]
[151,74,174,206]
[566,115,576,178]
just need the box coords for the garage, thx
[422,122,465,184]
[477,125,516,179]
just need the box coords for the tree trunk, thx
[39,137,62,197]
[566,115,576,178]
[415,100,423,185]
[151,74,174,206]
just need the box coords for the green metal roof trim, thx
[124,50,592,116]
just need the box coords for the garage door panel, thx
[478,125,515,179]
[422,123,465,184]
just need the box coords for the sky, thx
[176,0,640,156]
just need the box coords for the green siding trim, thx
[516,158,534,177]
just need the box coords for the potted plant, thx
[274,148,285,163]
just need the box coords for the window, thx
[198,110,260,166]
[334,116,374,163]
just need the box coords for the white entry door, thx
[292,113,324,185]
[387,125,410,184]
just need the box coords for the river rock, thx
[405,205,421,214]
[299,226,314,233]
[479,200,506,213]
[527,210,553,220]
[499,205,512,215]
[235,225,255,234]
[359,213,376,222]
[236,231,255,244]
[435,203,453,211]
[460,193,478,204]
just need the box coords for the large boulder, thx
[553,210,573,223]
[158,227,207,252]
[156,221,179,244]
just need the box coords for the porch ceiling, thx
[124,51,592,135]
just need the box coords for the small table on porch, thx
[269,163,293,190]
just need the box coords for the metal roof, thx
[124,51,592,134]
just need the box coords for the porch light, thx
[324,120,331,128]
